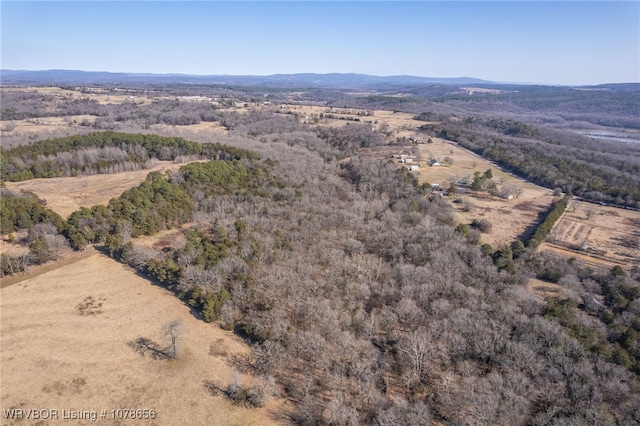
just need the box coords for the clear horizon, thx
[2,1,639,86]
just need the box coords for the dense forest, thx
[2,82,640,424]
[3,126,639,424]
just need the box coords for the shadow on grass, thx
[93,244,205,322]
[127,337,173,360]
[203,379,264,408]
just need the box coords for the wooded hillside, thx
[2,82,639,424]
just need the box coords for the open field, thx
[541,199,640,269]
[0,87,151,142]
[293,105,427,137]
[133,228,189,251]
[419,147,557,248]
[412,138,556,248]
[1,248,283,425]
[4,161,191,219]
[527,278,562,299]
[0,87,223,145]
[390,137,556,249]
[149,121,229,136]
[2,86,152,106]
[0,246,93,289]
[1,115,100,136]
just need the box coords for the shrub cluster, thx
[528,196,569,247]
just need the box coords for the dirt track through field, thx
[0,247,96,289]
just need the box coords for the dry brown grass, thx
[0,237,30,257]
[0,248,95,289]
[0,249,284,425]
[412,139,557,248]
[293,105,424,137]
[541,199,640,268]
[1,115,98,137]
[0,88,230,143]
[3,86,152,106]
[0,87,153,141]
[149,122,229,136]
[133,228,189,251]
[4,161,191,219]
[527,278,563,299]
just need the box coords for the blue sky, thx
[1,1,638,85]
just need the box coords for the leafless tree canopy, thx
[2,83,640,424]
[163,319,183,360]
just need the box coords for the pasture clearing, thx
[149,121,229,136]
[294,105,427,137]
[0,231,29,256]
[542,199,640,269]
[133,228,189,251]
[2,86,152,106]
[1,115,99,138]
[0,249,283,425]
[4,161,191,219]
[412,138,557,248]
[527,278,563,299]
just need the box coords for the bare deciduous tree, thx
[118,220,133,245]
[163,319,183,359]
[399,329,431,379]
[44,234,70,260]
[586,207,595,220]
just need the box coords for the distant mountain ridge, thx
[1,69,496,88]
[2,70,638,90]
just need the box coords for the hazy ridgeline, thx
[2,84,640,424]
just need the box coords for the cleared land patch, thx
[413,138,557,248]
[1,115,99,137]
[150,121,229,136]
[527,278,563,299]
[0,250,282,425]
[2,86,152,106]
[4,161,191,219]
[542,199,640,269]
